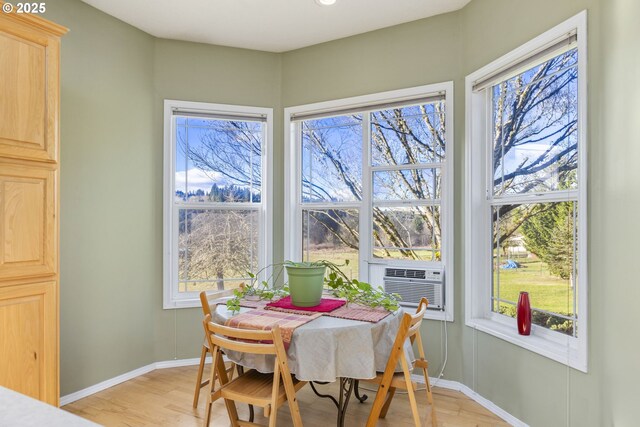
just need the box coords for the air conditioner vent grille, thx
[382,267,444,309]
[384,268,426,279]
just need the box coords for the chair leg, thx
[400,357,421,427]
[285,391,304,427]
[203,400,213,427]
[366,383,391,427]
[379,386,396,418]
[268,404,278,427]
[193,344,208,408]
[423,368,437,426]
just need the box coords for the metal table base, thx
[309,379,369,427]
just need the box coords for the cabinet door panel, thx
[0,281,57,404]
[0,21,59,163]
[0,163,55,281]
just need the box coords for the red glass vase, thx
[517,291,532,335]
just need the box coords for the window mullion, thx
[371,163,442,172]
[360,113,371,282]
[490,190,579,206]
[185,120,189,200]
[174,202,262,210]
[299,202,362,210]
[372,200,441,207]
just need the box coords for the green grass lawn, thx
[306,249,574,316]
[305,248,360,280]
[494,257,575,315]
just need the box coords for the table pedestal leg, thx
[309,378,355,427]
[353,380,368,403]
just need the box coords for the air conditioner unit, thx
[383,267,444,310]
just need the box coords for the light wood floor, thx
[62,366,510,427]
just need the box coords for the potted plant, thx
[226,260,401,313]
[284,261,326,307]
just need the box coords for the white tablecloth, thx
[213,305,414,382]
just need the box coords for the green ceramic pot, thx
[285,264,326,307]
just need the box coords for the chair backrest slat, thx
[407,298,428,338]
[209,334,279,355]
[204,318,279,355]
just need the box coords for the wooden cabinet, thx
[0,162,56,281]
[0,6,66,406]
[0,281,57,402]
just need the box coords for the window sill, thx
[163,297,200,310]
[406,305,453,322]
[466,317,587,372]
[426,310,453,322]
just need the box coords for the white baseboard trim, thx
[60,363,157,406]
[60,357,209,406]
[61,359,526,426]
[412,374,528,427]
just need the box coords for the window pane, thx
[373,168,440,201]
[301,116,362,203]
[302,209,359,280]
[371,102,445,167]
[491,202,577,336]
[492,48,578,196]
[372,206,441,261]
[178,209,258,292]
[175,117,262,203]
[175,125,187,202]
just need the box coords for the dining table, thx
[212,299,414,427]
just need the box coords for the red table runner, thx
[239,296,392,323]
[266,296,346,312]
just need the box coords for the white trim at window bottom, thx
[464,11,588,372]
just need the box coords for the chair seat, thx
[220,369,306,407]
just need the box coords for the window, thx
[285,83,454,321]
[163,100,272,308]
[465,12,587,370]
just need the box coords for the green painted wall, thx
[598,1,640,426]
[151,39,282,362]
[44,0,282,395]
[44,0,158,396]
[44,0,640,425]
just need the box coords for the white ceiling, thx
[80,0,470,53]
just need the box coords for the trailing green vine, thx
[226,260,400,313]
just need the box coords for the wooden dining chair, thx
[193,288,237,408]
[202,314,307,427]
[364,298,437,427]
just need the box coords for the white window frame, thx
[163,99,273,309]
[464,11,588,371]
[285,83,454,322]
